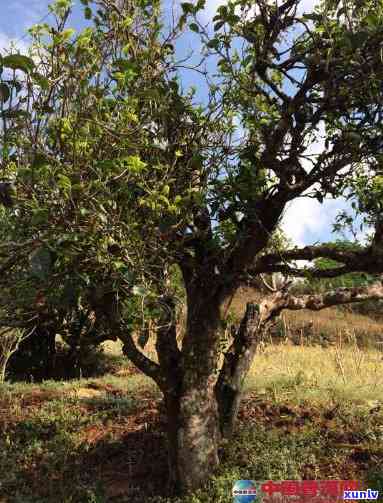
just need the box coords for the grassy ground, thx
[1,291,383,502]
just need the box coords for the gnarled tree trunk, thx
[171,289,223,492]
[121,288,266,493]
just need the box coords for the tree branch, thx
[118,327,166,390]
[255,244,370,270]
[245,263,352,280]
[240,242,383,282]
[259,278,383,323]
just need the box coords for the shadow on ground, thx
[1,386,383,502]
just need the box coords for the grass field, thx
[1,289,383,502]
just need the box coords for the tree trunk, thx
[164,385,220,493]
[216,303,260,438]
[123,282,247,494]
[164,390,181,493]
[177,384,220,491]
[164,286,222,493]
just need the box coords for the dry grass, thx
[245,342,383,405]
[227,287,383,404]
[282,309,383,347]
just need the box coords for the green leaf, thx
[349,30,370,49]
[206,38,220,50]
[365,13,379,28]
[113,59,137,73]
[32,154,49,170]
[31,72,50,90]
[179,14,187,30]
[189,23,200,33]
[132,285,147,296]
[125,155,147,173]
[57,174,72,192]
[214,21,225,31]
[31,208,49,226]
[2,54,35,73]
[122,16,133,29]
[302,13,323,22]
[0,83,10,102]
[60,28,76,42]
[1,110,29,119]
[181,2,194,14]
[84,6,92,19]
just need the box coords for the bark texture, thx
[258,278,383,323]
[177,384,220,491]
[175,290,223,492]
[216,302,261,437]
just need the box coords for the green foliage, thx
[1,54,35,73]
[0,0,194,360]
[0,0,380,370]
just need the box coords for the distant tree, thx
[2,0,383,494]
[0,327,32,383]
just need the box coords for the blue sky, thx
[0,0,363,248]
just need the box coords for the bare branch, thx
[259,273,277,293]
[259,278,383,323]
[255,244,371,270]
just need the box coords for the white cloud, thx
[297,0,319,14]
[281,196,349,247]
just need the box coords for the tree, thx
[2,0,383,495]
[0,327,32,383]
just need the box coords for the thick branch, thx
[252,244,382,278]
[246,263,352,280]
[118,327,166,390]
[155,296,182,393]
[220,195,287,293]
[261,245,367,263]
[259,279,383,322]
